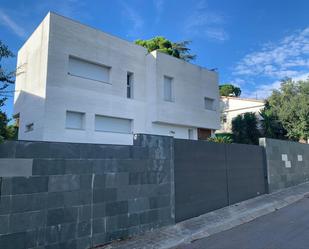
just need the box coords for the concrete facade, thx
[14,12,220,145]
[218,97,265,133]
[260,138,309,192]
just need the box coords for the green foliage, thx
[0,40,17,142]
[207,136,232,144]
[265,78,309,141]
[219,84,241,97]
[1,41,15,103]
[259,101,287,139]
[0,111,18,140]
[135,36,196,62]
[215,132,233,140]
[232,112,260,145]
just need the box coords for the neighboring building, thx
[217,96,265,133]
[14,12,220,145]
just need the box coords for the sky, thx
[0,0,309,118]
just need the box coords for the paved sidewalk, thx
[98,182,309,249]
[173,196,309,249]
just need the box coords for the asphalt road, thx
[174,196,309,249]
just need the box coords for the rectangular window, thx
[188,129,194,139]
[222,114,227,123]
[68,56,110,83]
[127,72,134,99]
[204,97,215,110]
[164,76,173,102]
[95,115,132,133]
[66,111,85,130]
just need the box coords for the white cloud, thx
[233,27,309,99]
[230,78,246,87]
[184,0,228,42]
[154,0,164,13]
[121,2,144,38]
[154,0,164,24]
[0,9,27,38]
[204,28,229,42]
[243,72,309,99]
[243,81,281,99]
[234,27,309,79]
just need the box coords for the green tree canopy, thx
[0,40,18,141]
[0,41,15,107]
[135,36,196,62]
[259,101,287,140]
[265,78,309,142]
[232,112,260,145]
[219,84,241,97]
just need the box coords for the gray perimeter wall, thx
[260,138,309,193]
[0,134,174,249]
[1,135,307,248]
[174,139,267,222]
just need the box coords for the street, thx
[174,196,309,249]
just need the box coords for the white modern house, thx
[14,12,220,145]
[217,96,265,133]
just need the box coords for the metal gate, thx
[174,139,267,222]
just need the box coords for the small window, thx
[127,72,134,99]
[222,114,227,123]
[95,115,132,133]
[204,97,215,110]
[68,56,110,83]
[66,111,85,130]
[188,129,194,139]
[25,123,34,132]
[164,76,173,102]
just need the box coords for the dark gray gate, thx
[174,139,267,222]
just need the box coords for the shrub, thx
[207,136,232,144]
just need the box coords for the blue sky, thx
[1,0,309,118]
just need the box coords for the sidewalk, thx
[98,182,309,249]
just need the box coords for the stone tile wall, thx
[0,134,174,249]
[260,138,309,192]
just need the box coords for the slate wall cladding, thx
[0,134,174,249]
[3,135,306,248]
[260,138,309,193]
[174,139,267,222]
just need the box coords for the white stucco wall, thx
[218,97,265,133]
[14,12,220,145]
[14,14,50,140]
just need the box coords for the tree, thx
[265,78,309,142]
[0,40,17,141]
[259,101,287,139]
[219,84,241,97]
[232,112,260,145]
[1,41,15,106]
[135,36,196,62]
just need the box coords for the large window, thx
[68,56,110,83]
[164,76,173,102]
[66,111,85,130]
[127,72,134,99]
[204,97,215,111]
[95,115,132,133]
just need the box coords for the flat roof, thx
[220,96,265,103]
[48,12,215,73]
